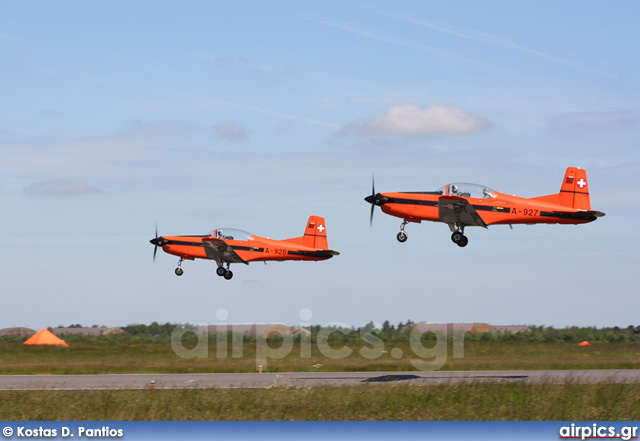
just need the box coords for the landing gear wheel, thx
[175,267,184,276]
[216,267,226,277]
[457,235,469,247]
[223,270,233,280]
[451,231,464,244]
[397,231,408,243]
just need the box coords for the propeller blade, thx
[152,224,159,262]
[369,175,376,226]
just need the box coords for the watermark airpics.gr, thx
[559,423,638,440]
[170,308,465,371]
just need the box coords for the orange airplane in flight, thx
[150,215,339,280]
[365,167,605,247]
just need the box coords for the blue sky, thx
[1,1,638,330]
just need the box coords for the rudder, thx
[558,167,591,210]
[302,215,329,249]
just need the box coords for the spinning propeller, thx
[364,175,388,225]
[150,225,167,262]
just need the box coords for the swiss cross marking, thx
[317,225,325,233]
[577,178,586,188]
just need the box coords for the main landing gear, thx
[396,220,409,243]
[216,264,233,280]
[451,229,469,247]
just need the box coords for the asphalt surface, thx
[0,369,638,390]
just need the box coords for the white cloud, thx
[213,123,247,141]
[23,179,102,196]
[344,104,489,137]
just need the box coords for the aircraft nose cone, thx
[150,237,166,246]
[365,193,388,206]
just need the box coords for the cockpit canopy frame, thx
[208,228,252,241]
[437,182,494,199]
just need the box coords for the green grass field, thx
[2,383,639,421]
[1,341,638,375]
[1,340,638,420]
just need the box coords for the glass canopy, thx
[207,228,252,241]
[437,183,494,199]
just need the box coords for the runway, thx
[0,369,638,390]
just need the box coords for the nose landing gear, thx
[396,220,409,243]
[175,258,185,276]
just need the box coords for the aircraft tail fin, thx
[301,215,329,249]
[558,167,592,210]
[532,167,593,210]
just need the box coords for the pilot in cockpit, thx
[451,184,459,196]
[483,187,492,198]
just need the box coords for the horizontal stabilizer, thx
[582,210,606,218]
[547,209,606,222]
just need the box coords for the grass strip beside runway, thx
[1,341,639,374]
[1,382,639,421]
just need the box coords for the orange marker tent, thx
[23,328,69,347]
[578,340,591,346]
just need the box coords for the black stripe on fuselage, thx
[385,197,509,212]
[233,246,265,252]
[163,240,264,252]
[386,197,439,207]
[381,196,596,222]
[164,239,205,247]
[474,205,511,213]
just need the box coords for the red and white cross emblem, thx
[317,225,325,233]
[577,178,587,188]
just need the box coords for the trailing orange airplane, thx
[365,167,605,247]
[150,215,339,279]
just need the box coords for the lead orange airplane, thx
[365,167,605,247]
[150,215,339,280]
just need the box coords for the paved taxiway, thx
[0,369,638,390]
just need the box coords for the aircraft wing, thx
[202,238,249,264]
[438,196,488,228]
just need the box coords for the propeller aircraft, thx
[150,215,339,280]
[365,167,605,247]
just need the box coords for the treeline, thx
[303,323,640,343]
[3,322,639,343]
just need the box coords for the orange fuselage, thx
[379,190,600,226]
[160,234,337,262]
